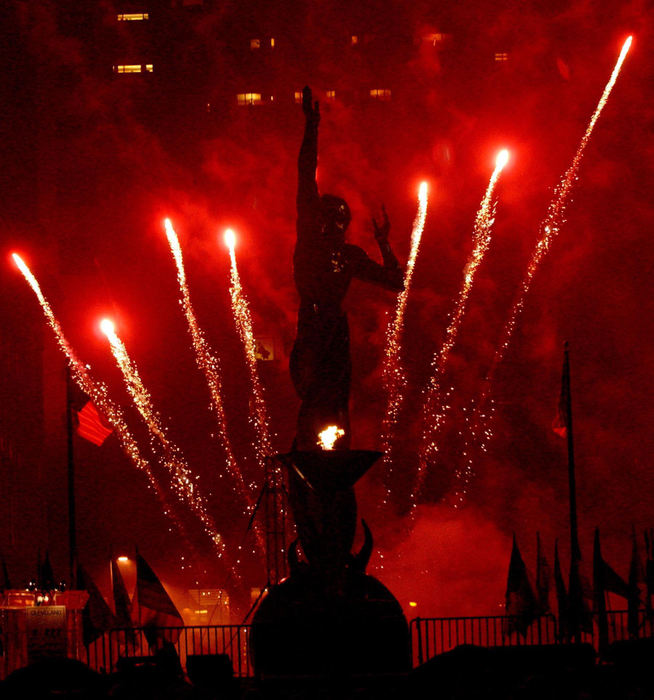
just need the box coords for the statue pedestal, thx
[250,450,410,678]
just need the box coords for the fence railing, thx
[410,615,560,666]
[42,609,654,677]
[83,624,252,678]
[411,609,654,666]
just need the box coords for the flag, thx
[628,530,643,639]
[593,528,609,651]
[505,535,538,636]
[645,529,654,617]
[111,559,133,629]
[552,346,570,438]
[568,549,592,640]
[535,532,551,615]
[76,564,117,647]
[76,401,113,446]
[554,541,568,641]
[135,553,183,648]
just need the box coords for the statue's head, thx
[319,195,351,242]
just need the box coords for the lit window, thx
[270,38,275,48]
[326,90,336,101]
[294,91,302,103]
[423,33,447,46]
[494,52,509,62]
[369,88,391,101]
[250,38,261,50]
[113,64,153,74]
[351,35,358,45]
[237,93,262,106]
[117,13,149,21]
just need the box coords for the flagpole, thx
[66,365,77,586]
[563,342,581,562]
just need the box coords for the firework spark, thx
[460,36,633,501]
[164,219,264,555]
[379,182,428,507]
[411,150,509,512]
[224,229,274,467]
[100,317,229,561]
[11,254,188,540]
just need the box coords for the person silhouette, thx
[290,86,404,451]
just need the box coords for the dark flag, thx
[135,553,183,648]
[76,401,113,446]
[111,559,133,629]
[76,564,117,647]
[594,529,630,652]
[645,529,654,617]
[536,532,551,615]
[628,530,643,639]
[554,541,568,641]
[593,529,609,652]
[505,535,538,636]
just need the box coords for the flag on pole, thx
[135,553,183,648]
[77,564,117,647]
[76,401,113,446]
[628,530,643,639]
[505,535,538,636]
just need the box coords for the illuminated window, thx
[423,32,447,46]
[250,38,261,50]
[494,52,509,62]
[351,35,358,45]
[237,93,262,106]
[369,88,391,101]
[117,13,149,21]
[294,91,302,103]
[113,64,154,74]
[270,38,275,48]
[326,90,336,101]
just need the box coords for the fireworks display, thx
[164,219,264,555]
[458,36,633,501]
[11,254,189,542]
[379,182,428,507]
[411,150,509,512]
[99,317,229,562]
[224,229,274,469]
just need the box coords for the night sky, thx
[1,0,652,619]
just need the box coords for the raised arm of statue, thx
[297,86,320,225]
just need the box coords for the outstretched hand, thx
[372,205,390,243]
[302,86,320,126]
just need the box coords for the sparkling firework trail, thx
[11,254,188,541]
[379,182,428,507]
[461,36,633,501]
[164,220,264,555]
[225,230,274,467]
[411,150,509,512]
[100,318,229,562]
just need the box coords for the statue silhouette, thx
[290,86,404,451]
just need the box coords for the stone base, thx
[250,569,410,678]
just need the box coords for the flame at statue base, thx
[250,449,410,679]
